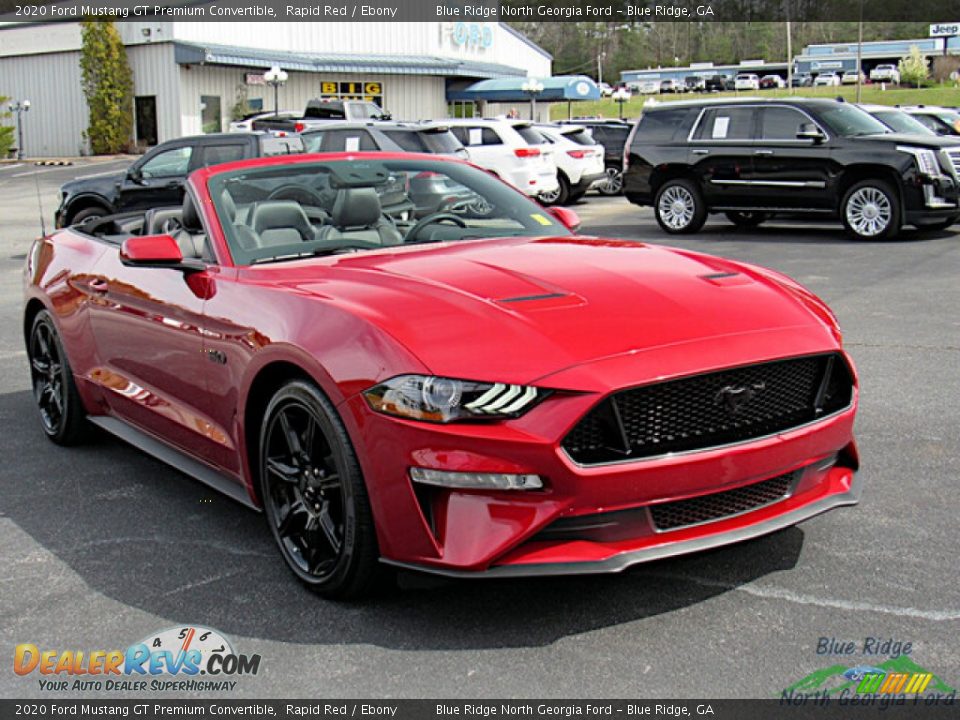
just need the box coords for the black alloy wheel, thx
[28,310,88,445]
[259,381,384,599]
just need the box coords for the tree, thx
[898,45,929,88]
[0,96,13,158]
[79,19,134,154]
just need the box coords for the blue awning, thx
[446,75,601,102]
[173,42,525,79]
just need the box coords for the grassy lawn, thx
[550,84,960,121]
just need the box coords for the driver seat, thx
[318,188,403,246]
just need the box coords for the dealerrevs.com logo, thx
[14,626,261,693]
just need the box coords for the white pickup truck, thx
[869,64,901,84]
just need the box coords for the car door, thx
[117,144,193,212]
[689,105,758,208]
[85,200,228,469]
[749,106,834,210]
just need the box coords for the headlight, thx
[363,375,547,423]
[898,146,941,177]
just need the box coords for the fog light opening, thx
[409,467,543,491]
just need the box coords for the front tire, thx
[70,206,109,226]
[725,210,768,227]
[259,380,384,600]
[654,178,707,234]
[28,310,88,445]
[841,180,901,241]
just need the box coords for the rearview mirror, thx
[547,206,581,232]
[797,123,826,143]
[120,235,204,272]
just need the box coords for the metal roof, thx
[172,42,525,79]
[446,75,601,102]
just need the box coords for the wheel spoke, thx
[266,457,300,484]
[278,410,303,458]
[31,357,49,374]
[301,415,316,454]
[277,499,307,538]
[317,504,342,554]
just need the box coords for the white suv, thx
[534,124,605,205]
[445,119,560,198]
[734,74,760,91]
[870,64,901,84]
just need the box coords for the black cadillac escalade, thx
[622,98,960,240]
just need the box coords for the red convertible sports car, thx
[24,152,860,598]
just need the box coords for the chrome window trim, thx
[687,103,831,143]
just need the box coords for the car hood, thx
[849,132,960,149]
[287,237,837,384]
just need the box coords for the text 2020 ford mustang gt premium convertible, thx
[24,153,860,598]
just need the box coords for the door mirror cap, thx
[797,123,826,143]
[120,234,204,272]
[547,206,581,232]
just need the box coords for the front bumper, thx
[342,336,860,578]
[385,465,861,578]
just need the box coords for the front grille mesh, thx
[563,353,852,465]
[650,471,795,531]
[943,149,960,179]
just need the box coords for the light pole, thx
[263,66,288,118]
[521,78,544,121]
[9,100,30,160]
[613,87,631,120]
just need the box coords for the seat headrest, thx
[332,188,382,228]
[182,193,203,232]
[220,191,237,222]
[251,201,313,239]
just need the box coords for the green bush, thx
[80,19,134,155]
[0,95,13,157]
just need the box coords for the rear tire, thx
[841,179,901,241]
[540,174,570,206]
[654,178,707,234]
[28,310,89,445]
[259,380,386,600]
[725,210,768,227]
[598,166,623,196]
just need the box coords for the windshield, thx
[932,109,960,133]
[208,158,572,266]
[817,104,891,137]
[871,109,935,136]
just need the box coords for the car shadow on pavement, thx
[2,389,804,650]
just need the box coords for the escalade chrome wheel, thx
[842,180,900,241]
[654,179,707,234]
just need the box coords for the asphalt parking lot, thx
[1,159,958,699]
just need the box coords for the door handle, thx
[692,149,710,155]
[754,149,774,155]
[89,279,108,294]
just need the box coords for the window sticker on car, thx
[468,128,483,146]
[712,117,730,139]
[345,136,361,152]
[530,213,553,226]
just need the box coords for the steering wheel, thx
[404,212,467,243]
[267,185,327,207]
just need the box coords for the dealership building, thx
[0,20,553,157]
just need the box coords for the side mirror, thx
[126,167,145,184]
[379,112,393,121]
[547,206,581,232]
[796,123,826,143]
[120,235,204,272]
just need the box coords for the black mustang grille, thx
[650,471,795,531]
[562,353,853,465]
